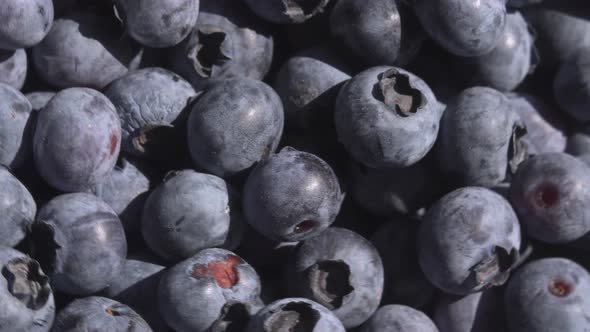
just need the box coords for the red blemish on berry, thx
[533,183,559,208]
[109,133,118,155]
[294,220,317,234]
[549,279,571,297]
[192,255,242,289]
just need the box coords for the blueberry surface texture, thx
[29,193,127,295]
[187,77,284,178]
[288,227,384,328]
[25,92,56,112]
[244,0,331,24]
[0,83,34,169]
[335,66,442,168]
[114,0,199,48]
[0,0,54,50]
[142,170,243,262]
[505,258,590,332]
[52,296,152,332]
[0,167,36,248]
[0,49,27,90]
[243,147,344,242]
[33,88,121,192]
[158,248,262,332]
[438,86,527,187]
[418,187,522,295]
[359,305,438,332]
[412,0,507,56]
[246,298,345,332]
[510,152,590,244]
[0,246,55,332]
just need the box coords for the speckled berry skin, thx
[360,305,438,332]
[335,66,443,168]
[0,167,36,248]
[418,187,522,295]
[33,88,121,192]
[0,0,54,50]
[0,83,34,169]
[242,147,344,242]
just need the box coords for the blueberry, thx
[510,152,590,244]
[274,46,352,130]
[33,88,121,192]
[0,49,27,90]
[288,227,384,328]
[243,0,331,24]
[508,93,567,155]
[91,158,152,234]
[103,258,169,332]
[52,296,152,332]
[158,248,262,332]
[0,167,36,248]
[554,52,590,121]
[418,187,522,295]
[412,0,507,56]
[0,83,34,169]
[0,246,55,332]
[453,12,537,92]
[0,0,53,50]
[246,298,345,332]
[105,67,197,161]
[330,0,425,66]
[359,305,438,332]
[334,66,442,168]
[350,161,441,217]
[28,193,127,295]
[505,258,590,332]
[438,87,527,187]
[434,289,505,332]
[142,170,243,262]
[187,77,284,177]
[170,0,273,88]
[25,92,55,112]
[243,147,344,242]
[371,219,435,309]
[114,0,199,48]
[523,5,590,65]
[32,12,142,89]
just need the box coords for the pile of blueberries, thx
[2,0,590,331]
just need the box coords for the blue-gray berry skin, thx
[412,0,507,56]
[288,227,384,328]
[0,0,53,50]
[434,289,505,332]
[105,67,196,161]
[0,247,55,332]
[114,0,199,48]
[32,12,142,90]
[330,0,425,66]
[187,77,284,178]
[505,258,590,332]
[360,305,438,332]
[567,126,590,156]
[33,88,121,193]
[438,87,527,187]
[170,0,273,89]
[335,66,443,168]
[554,54,590,121]
[274,47,352,130]
[103,258,169,332]
[246,298,345,332]
[418,187,522,295]
[523,6,590,65]
[371,219,435,309]
[0,49,27,90]
[243,0,331,24]
[454,12,537,92]
[510,153,590,244]
[142,170,243,262]
[0,83,34,169]
[25,92,55,112]
[158,248,262,332]
[52,296,152,332]
[508,93,566,155]
[29,193,127,296]
[243,147,344,242]
[350,161,442,217]
[91,158,152,234]
[0,167,36,248]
